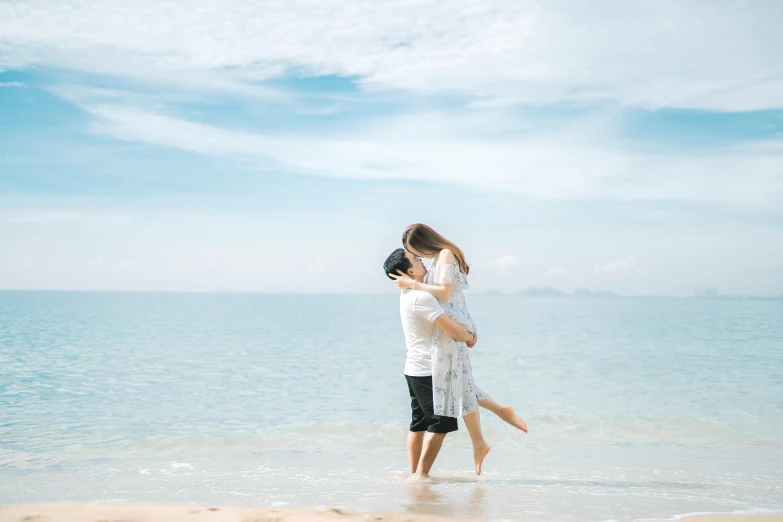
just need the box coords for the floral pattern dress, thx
[426,258,491,418]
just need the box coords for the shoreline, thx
[1,504,781,522]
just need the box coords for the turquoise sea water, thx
[1,291,782,521]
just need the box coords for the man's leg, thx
[415,432,446,478]
[407,431,424,474]
[406,375,458,478]
[405,376,430,475]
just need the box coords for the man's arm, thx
[434,314,475,343]
[415,293,476,344]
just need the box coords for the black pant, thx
[405,375,458,433]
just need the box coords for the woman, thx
[390,223,528,475]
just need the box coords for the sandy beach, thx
[1,504,782,522]
[672,516,783,522]
[0,503,466,522]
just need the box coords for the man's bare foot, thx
[473,442,491,475]
[500,406,528,433]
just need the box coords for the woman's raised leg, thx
[462,408,491,475]
[478,397,528,433]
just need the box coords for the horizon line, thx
[0,288,781,300]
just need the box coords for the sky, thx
[1,0,782,295]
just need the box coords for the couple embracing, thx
[383,223,528,479]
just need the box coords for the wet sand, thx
[0,503,466,522]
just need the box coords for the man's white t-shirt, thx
[400,289,445,377]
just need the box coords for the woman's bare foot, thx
[500,406,528,433]
[473,442,491,475]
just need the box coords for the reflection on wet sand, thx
[406,481,486,519]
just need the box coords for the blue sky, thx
[1,0,782,295]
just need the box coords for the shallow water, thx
[1,292,782,521]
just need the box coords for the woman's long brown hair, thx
[402,223,470,275]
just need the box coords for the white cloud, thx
[114,260,133,271]
[548,266,565,275]
[1,210,140,227]
[89,257,106,268]
[1,1,780,212]
[0,81,26,88]
[595,254,643,275]
[0,1,781,111]
[495,255,520,268]
[70,102,783,207]
[1,208,780,295]
[6,211,85,224]
[475,255,520,270]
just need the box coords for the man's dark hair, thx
[383,248,413,280]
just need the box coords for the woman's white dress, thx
[426,258,490,418]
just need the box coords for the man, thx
[383,248,477,479]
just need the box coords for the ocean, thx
[1,291,781,521]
